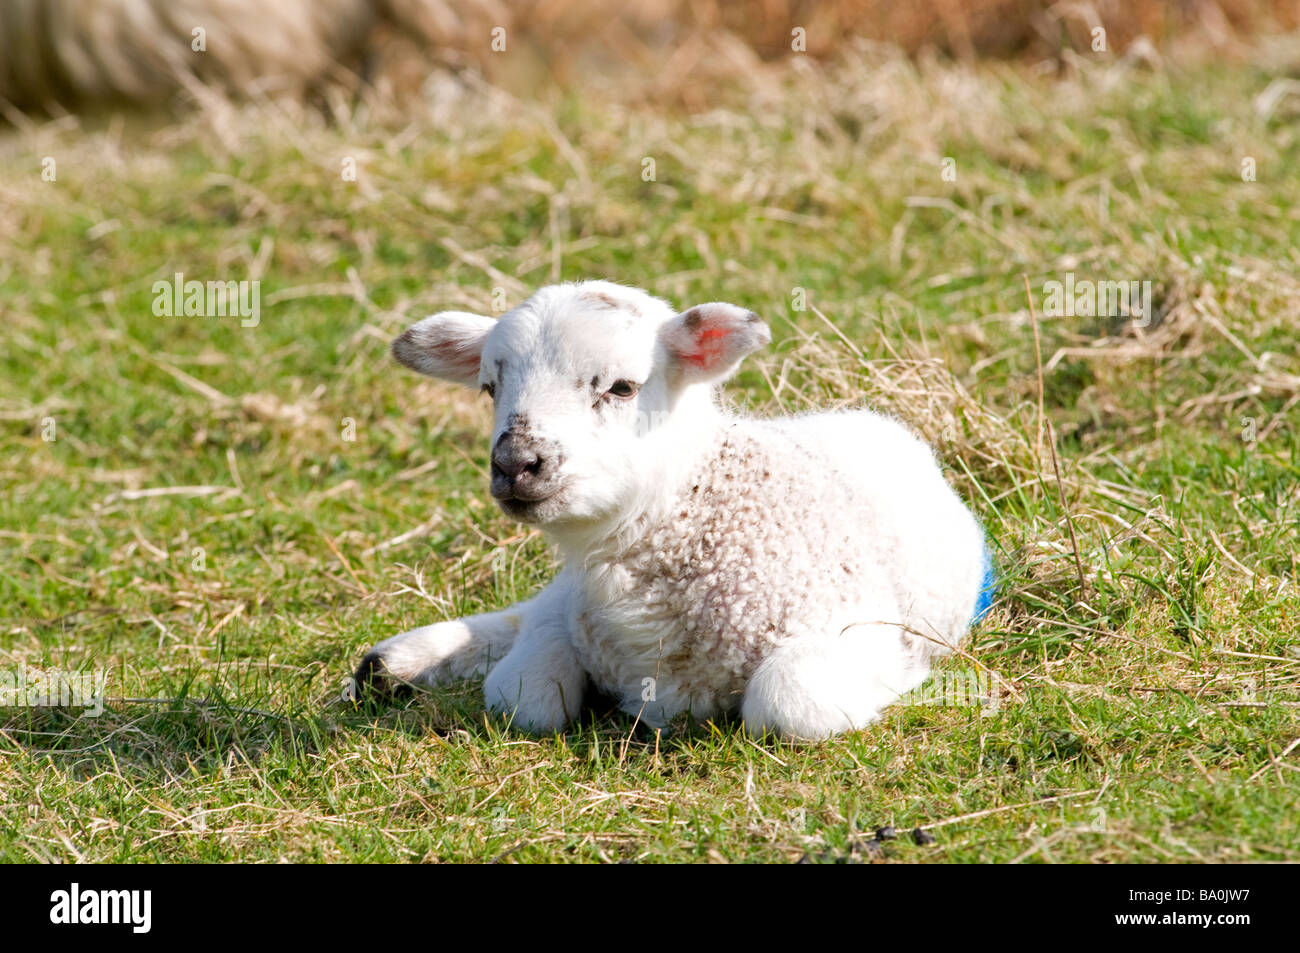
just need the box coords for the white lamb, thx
[355,280,995,740]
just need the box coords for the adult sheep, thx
[0,0,488,112]
[355,280,995,740]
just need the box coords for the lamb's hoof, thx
[347,650,413,703]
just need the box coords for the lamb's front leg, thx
[483,572,587,733]
[353,597,538,695]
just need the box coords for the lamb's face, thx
[391,281,770,526]
[474,286,671,523]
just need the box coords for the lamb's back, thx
[763,409,987,648]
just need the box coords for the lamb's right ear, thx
[390,311,496,387]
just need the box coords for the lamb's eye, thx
[481,382,495,399]
[606,380,639,399]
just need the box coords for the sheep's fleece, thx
[355,281,995,740]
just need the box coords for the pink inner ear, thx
[681,324,731,369]
[674,306,749,371]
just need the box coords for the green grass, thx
[1,45,1298,862]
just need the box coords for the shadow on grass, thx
[0,677,741,783]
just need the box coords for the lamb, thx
[354,280,995,740]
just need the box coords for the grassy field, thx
[1,40,1298,863]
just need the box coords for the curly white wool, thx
[575,410,986,731]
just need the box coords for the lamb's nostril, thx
[493,455,536,480]
[491,436,543,482]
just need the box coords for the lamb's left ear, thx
[660,303,771,386]
[390,311,496,387]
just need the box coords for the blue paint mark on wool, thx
[972,544,996,625]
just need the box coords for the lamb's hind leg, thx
[352,601,533,697]
[740,620,930,741]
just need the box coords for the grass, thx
[1,40,1298,862]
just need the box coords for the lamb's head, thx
[391,280,770,526]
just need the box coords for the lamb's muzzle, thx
[490,430,557,508]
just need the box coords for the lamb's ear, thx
[660,303,771,386]
[391,311,496,386]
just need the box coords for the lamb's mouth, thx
[492,490,560,520]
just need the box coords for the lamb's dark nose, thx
[491,432,547,499]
